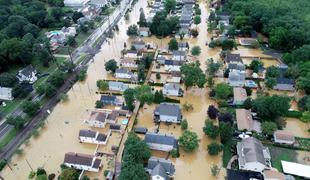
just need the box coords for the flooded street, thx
[2,0,306,179]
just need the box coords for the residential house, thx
[233,87,247,105]
[236,109,261,132]
[139,27,150,37]
[124,50,139,59]
[89,0,110,7]
[281,161,310,179]
[172,51,186,61]
[163,83,183,97]
[109,123,122,132]
[16,65,38,84]
[178,42,188,51]
[237,137,271,172]
[63,152,101,172]
[80,5,101,19]
[134,127,148,134]
[164,60,184,72]
[182,0,195,4]
[225,54,243,64]
[146,157,176,180]
[228,70,246,87]
[273,65,295,91]
[166,72,182,83]
[154,103,182,123]
[120,58,138,69]
[227,169,264,180]
[0,87,13,100]
[273,130,295,145]
[79,129,109,145]
[144,133,178,152]
[84,111,108,128]
[108,81,129,92]
[64,0,90,7]
[239,38,258,46]
[132,40,146,51]
[115,68,137,81]
[157,56,167,65]
[100,95,123,106]
[228,62,245,72]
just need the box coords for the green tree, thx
[50,7,64,21]
[193,15,201,26]
[156,72,161,79]
[261,121,278,135]
[0,73,18,87]
[178,130,199,152]
[297,72,310,94]
[105,59,118,73]
[181,119,188,130]
[127,24,139,37]
[205,58,222,76]
[134,85,154,104]
[35,175,48,180]
[182,102,193,111]
[124,133,151,163]
[219,122,232,143]
[191,46,201,56]
[215,83,232,100]
[207,142,222,155]
[137,64,145,82]
[253,95,290,118]
[138,10,147,27]
[96,80,109,91]
[119,155,148,180]
[48,70,65,87]
[22,101,40,116]
[154,90,164,104]
[249,60,263,73]
[301,111,310,125]
[7,116,27,130]
[266,66,280,78]
[221,39,236,50]
[203,120,219,139]
[191,29,199,38]
[243,98,253,109]
[58,168,79,180]
[124,88,135,111]
[164,0,176,13]
[180,62,206,88]
[66,36,77,47]
[265,78,277,89]
[168,38,178,51]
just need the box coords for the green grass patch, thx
[222,140,237,168]
[0,99,23,117]
[267,145,297,172]
[76,32,91,46]
[0,128,18,150]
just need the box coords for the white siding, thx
[147,142,174,152]
[64,162,99,172]
[160,114,178,123]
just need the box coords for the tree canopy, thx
[178,130,199,152]
[252,95,290,118]
[180,62,206,88]
[105,59,118,73]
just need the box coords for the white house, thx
[84,111,108,128]
[16,65,38,84]
[273,130,295,145]
[120,58,138,69]
[172,50,186,61]
[146,157,176,180]
[0,87,13,100]
[178,42,188,51]
[154,103,182,123]
[64,0,89,7]
[144,133,178,152]
[63,152,101,172]
[139,27,150,37]
[79,129,110,145]
[115,68,133,79]
[164,60,184,72]
[237,137,271,172]
[89,0,109,7]
[132,40,146,50]
[124,50,139,59]
[163,83,183,97]
[108,81,129,92]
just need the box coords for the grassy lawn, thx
[267,145,298,172]
[76,32,91,46]
[0,128,18,150]
[222,139,237,167]
[0,100,23,117]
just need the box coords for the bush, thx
[181,119,188,130]
[156,72,161,79]
[104,170,109,177]
[203,120,219,139]
[169,149,180,158]
[78,69,87,81]
[208,142,223,155]
[95,100,104,108]
[285,110,302,118]
[0,159,7,171]
[37,168,47,175]
[29,171,36,179]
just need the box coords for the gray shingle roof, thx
[237,137,266,166]
[79,129,96,138]
[225,54,242,63]
[144,133,178,148]
[173,50,186,56]
[148,157,175,177]
[64,152,95,166]
[100,95,117,102]
[96,133,107,142]
[152,164,167,179]
[154,103,181,118]
[19,65,36,77]
[164,83,180,91]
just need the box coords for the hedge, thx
[285,110,302,118]
[164,97,180,103]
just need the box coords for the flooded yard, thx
[283,118,310,138]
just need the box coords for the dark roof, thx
[19,65,36,77]
[110,124,121,130]
[173,50,186,56]
[225,54,242,63]
[64,152,94,166]
[100,95,117,102]
[134,127,148,134]
[148,157,175,177]
[115,68,131,74]
[228,63,245,71]
[144,133,178,148]
[79,129,96,138]
[178,42,187,48]
[96,133,107,141]
[227,169,263,180]
[127,50,138,54]
[90,111,107,123]
[154,103,181,118]
[92,158,101,169]
[276,78,294,85]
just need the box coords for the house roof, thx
[154,103,181,118]
[108,81,129,89]
[234,87,247,102]
[225,54,242,63]
[79,129,97,138]
[144,133,178,148]
[173,50,186,56]
[132,40,145,45]
[127,50,138,54]
[263,169,285,180]
[236,109,254,131]
[64,152,95,166]
[276,78,294,85]
[89,111,107,123]
[228,63,245,71]
[164,83,180,91]
[139,27,150,31]
[115,68,132,74]
[109,124,121,130]
[96,133,107,142]
[237,137,266,166]
[274,130,295,142]
[100,95,117,102]
[227,169,263,180]
[134,127,148,134]
[120,58,136,65]
[178,42,187,48]
[18,65,36,77]
[164,60,184,66]
[148,157,175,177]
[281,161,310,178]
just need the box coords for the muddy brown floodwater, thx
[2,0,299,179]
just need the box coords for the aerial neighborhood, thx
[0,0,309,179]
